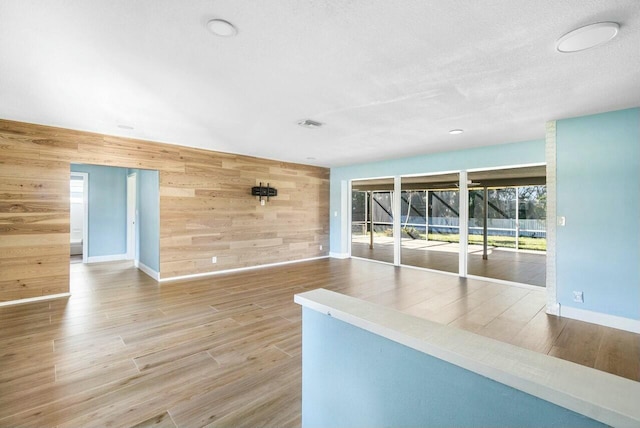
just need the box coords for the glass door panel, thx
[400,174,459,273]
[351,179,394,263]
[467,166,547,286]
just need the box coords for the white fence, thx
[354,218,545,235]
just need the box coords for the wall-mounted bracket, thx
[251,182,277,204]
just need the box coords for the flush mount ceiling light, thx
[298,119,324,129]
[556,22,619,53]
[207,19,238,37]
[449,129,464,135]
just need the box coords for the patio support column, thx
[458,171,468,277]
[483,186,488,260]
[369,191,374,249]
[393,176,401,266]
[515,187,520,250]
[425,190,429,242]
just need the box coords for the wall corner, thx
[545,120,557,312]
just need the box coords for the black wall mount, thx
[251,182,277,203]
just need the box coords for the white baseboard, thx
[159,255,330,282]
[559,305,640,334]
[137,262,159,281]
[0,293,71,307]
[330,252,349,259]
[86,253,128,263]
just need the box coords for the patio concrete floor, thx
[351,236,546,287]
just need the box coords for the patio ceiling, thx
[352,166,545,191]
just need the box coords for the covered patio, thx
[351,165,547,287]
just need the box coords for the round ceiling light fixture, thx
[449,129,464,135]
[207,19,238,37]
[556,22,619,53]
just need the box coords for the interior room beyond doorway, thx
[69,163,160,280]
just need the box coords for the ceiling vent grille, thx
[297,119,323,128]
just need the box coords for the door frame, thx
[70,172,89,263]
[126,172,137,262]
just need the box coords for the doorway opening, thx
[69,164,160,280]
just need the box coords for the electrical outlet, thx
[572,291,584,303]
[558,216,566,226]
[319,245,323,251]
[211,256,217,264]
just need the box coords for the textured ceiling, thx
[1,1,638,167]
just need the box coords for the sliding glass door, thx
[349,166,546,287]
[466,166,547,287]
[399,174,460,273]
[351,179,394,263]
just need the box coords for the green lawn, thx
[426,233,546,251]
[357,228,547,251]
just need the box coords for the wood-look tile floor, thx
[1,258,638,427]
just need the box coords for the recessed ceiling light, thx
[556,22,619,53]
[298,119,323,129]
[449,129,464,135]
[306,157,316,160]
[117,124,134,130]
[207,19,238,37]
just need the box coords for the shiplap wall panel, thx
[0,119,329,302]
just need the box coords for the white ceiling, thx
[1,1,638,167]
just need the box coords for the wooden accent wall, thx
[0,119,329,302]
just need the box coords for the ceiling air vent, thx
[297,119,323,129]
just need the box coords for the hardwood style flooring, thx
[1,258,638,427]
[352,240,546,286]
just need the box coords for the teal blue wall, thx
[138,169,160,272]
[556,108,639,319]
[71,164,127,257]
[302,308,605,428]
[329,139,545,254]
